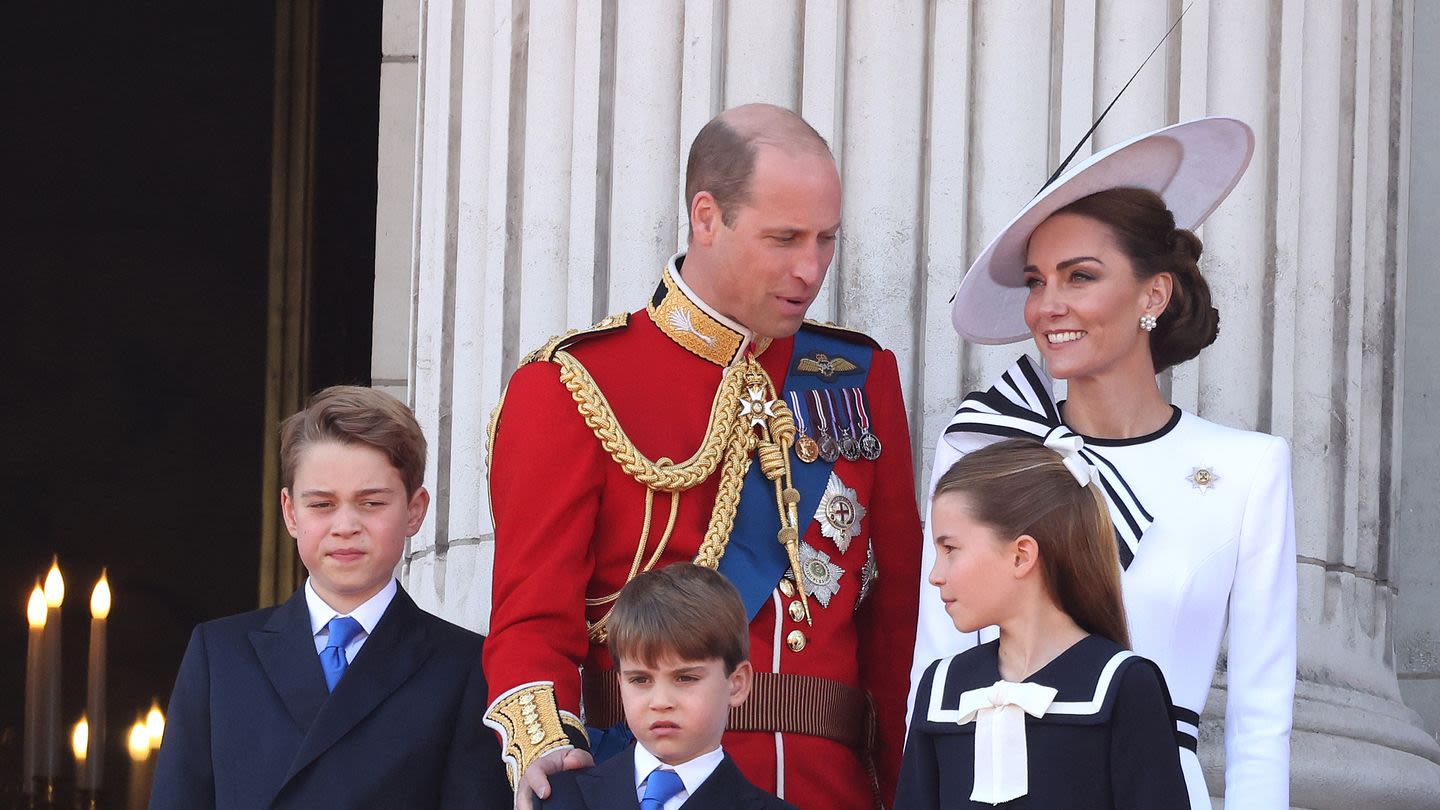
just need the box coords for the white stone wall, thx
[373,1,1440,805]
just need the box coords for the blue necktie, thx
[640,768,684,810]
[320,616,363,692]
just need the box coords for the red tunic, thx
[485,273,921,808]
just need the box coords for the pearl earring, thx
[1139,313,1158,332]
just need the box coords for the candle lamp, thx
[73,715,99,810]
[39,559,65,803]
[145,701,165,751]
[24,584,46,796]
[84,571,110,794]
[127,720,153,810]
[72,715,89,769]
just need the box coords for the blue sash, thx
[718,327,873,620]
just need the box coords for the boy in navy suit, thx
[150,386,512,809]
[538,564,794,810]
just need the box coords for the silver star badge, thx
[1186,466,1220,493]
[740,385,780,428]
[798,540,844,608]
[814,472,866,554]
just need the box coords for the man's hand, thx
[514,747,595,810]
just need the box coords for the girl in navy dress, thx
[896,438,1188,809]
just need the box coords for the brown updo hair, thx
[933,438,1130,648]
[1052,187,1220,373]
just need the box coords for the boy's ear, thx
[405,486,431,536]
[1012,534,1040,579]
[280,488,299,539]
[728,660,754,708]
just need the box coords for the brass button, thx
[787,600,806,622]
[778,578,796,597]
[786,629,807,652]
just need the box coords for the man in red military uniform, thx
[484,103,921,809]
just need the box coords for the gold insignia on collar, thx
[649,268,745,365]
[1186,466,1219,493]
[795,352,861,380]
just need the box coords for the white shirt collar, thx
[633,741,726,803]
[667,252,757,361]
[304,577,397,638]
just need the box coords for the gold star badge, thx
[1186,466,1219,493]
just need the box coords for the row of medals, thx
[791,389,883,464]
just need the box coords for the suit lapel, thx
[575,745,641,810]
[282,585,435,785]
[683,754,767,809]
[248,590,329,732]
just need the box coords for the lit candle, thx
[127,719,151,810]
[73,715,89,775]
[23,583,46,795]
[145,701,165,750]
[40,559,65,780]
[84,571,110,792]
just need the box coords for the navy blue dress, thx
[895,635,1189,809]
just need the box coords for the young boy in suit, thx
[150,386,512,809]
[538,564,795,810]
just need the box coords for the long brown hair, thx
[933,438,1130,647]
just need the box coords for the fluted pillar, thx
[376,1,1439,804]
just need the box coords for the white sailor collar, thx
[921,635,1144,730]
[648,253,770,366]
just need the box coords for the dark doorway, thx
[0,1,381,801]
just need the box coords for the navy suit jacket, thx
[149,583,512,809]
[538,744,795,810]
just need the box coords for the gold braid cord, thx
[555,350,814,632]
[555,349,743,492]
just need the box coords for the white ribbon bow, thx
[955,680,1059,805]
[1042,428,1101,489]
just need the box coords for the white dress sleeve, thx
[1221,435,1297,805]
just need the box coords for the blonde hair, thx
[933,438,1130,647]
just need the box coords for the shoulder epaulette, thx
[801,319,882,350]
[520,313,629,365]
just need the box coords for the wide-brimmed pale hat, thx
[951,116,1255,344]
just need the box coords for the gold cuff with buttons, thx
[483,682,588,788]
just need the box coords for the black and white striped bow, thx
[942,355,1153,568]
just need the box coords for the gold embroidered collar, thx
[648,254,769,366]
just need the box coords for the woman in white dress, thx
[912,117,1296,808]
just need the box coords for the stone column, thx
[371,0,419,409]
[378,0,1440,804]
[1398,0,1440,747]
[1238,2,1439,805]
